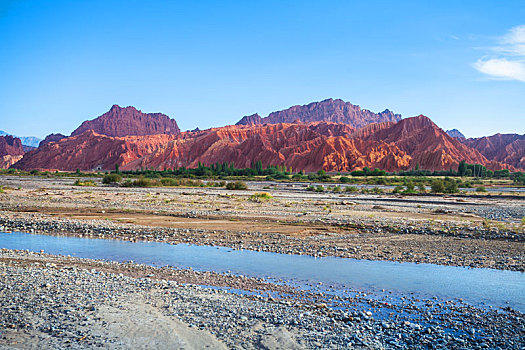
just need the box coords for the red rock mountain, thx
[15,131,175,171]
[71,105,180,137]
[354,116,499,171]
[0,136,24,157]
[462,134,525,170]
[236,99,402,129]
[0,136,25,169]
[40,133,67,147]
[13,115,512,172]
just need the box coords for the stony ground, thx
[0,175,524,348]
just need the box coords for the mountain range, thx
[4,99,524,172]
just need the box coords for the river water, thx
[1,231,524,312]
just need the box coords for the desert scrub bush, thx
[160,178,180,186]
[370,187,384,194]
[249,192,273,202]
[226,181,248,190]
[476,186,488,193]
[102,173,122,184]
[403,182,416,194]
[121,177,155,187]
[344,186,358,193]
[315,185,325,192]
[73,179,97,187]
[306,185,316,192]
[392,185,404,194]
[418,183,426,193]
[430,179,445,193]
[332,185,342,192]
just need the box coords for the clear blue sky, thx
[1,0,524,138]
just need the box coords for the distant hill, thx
[446,129,466,140]
[0,130,41,148]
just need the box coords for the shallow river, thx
[1,231,524,312]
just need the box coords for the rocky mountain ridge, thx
[236,99,402,129]
[71,105,181,137]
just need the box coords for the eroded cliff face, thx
[0,136,24,157]
[357,115,496,171]
[71,105,180,137]
[462,134,525,169]
[0,136,25,169]
[236,98,402,129]
[13,130,176,171]
[121,122,400,173]
[0,155,23,169]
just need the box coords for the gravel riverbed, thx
[1,250,524,349]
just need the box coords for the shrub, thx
[332,185,342,192]
[160,178,179,186]
[418,183,426,193]
[371,187,384,194]
[249,192,273,202]
[306,185,315,191]
[73,179,97,187]
[315,185,325,192]
[404,182,416,193]
[121,177,153,187]
[431,180,445,193]
[393,185,404,194]
[226,181,247,190]
[444,180,458,193]
[102,173,122,184]
[476,186,488,193]
[345,186,358,193]
[340,176,350,183]
[373,177,387,185]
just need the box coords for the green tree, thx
[458,160,466,176]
